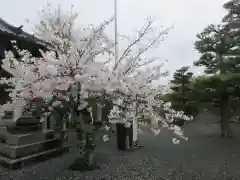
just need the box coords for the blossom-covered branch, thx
[0,5,192,144]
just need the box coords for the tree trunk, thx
[220,99,231,137]
[72,117,99,171]
[82,131,97,168]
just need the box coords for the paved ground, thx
[1,122,240,180]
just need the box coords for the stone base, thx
[0,146,70,169]
[0,126,70,169]
[68,157,100,172]
[0,128,55,146]
[0,137,63,159]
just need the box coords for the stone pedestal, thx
[132,118,138,143]
[0,111,70,169]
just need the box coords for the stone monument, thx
[0,100,70,169]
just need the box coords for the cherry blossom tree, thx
[103,18,192,145]
[0,14,115,169]
[0,4,192,170]
[32,5,192,143]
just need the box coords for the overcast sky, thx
[0,0,228,84]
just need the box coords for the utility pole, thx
[114,0,118,65]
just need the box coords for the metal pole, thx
[114,0,118,65]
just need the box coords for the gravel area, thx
[0,122,240,180]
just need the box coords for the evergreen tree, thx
[194,24,233,137]
[160,66,198,120]
[222,0,240,73]
[169,66,193,113]
[193,0,240,137]
[194,24,233,74]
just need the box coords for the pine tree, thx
[193,0,240,137]
[194,24,234,137]
[222,0,240,73]
[222,0,240,121]
[169,66,193,112]
[194,24,234,74]
[223,0,240,28]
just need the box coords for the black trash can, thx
[116,123,133,150]
[116,123,127,150]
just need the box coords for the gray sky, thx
[0,0,228,84]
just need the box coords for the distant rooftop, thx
[0,18,49,47]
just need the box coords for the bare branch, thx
[136,57,161,68]
[118,34,131,42]
[123,27,170,75]
[113,19,154,70]
[113,17,171,76]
